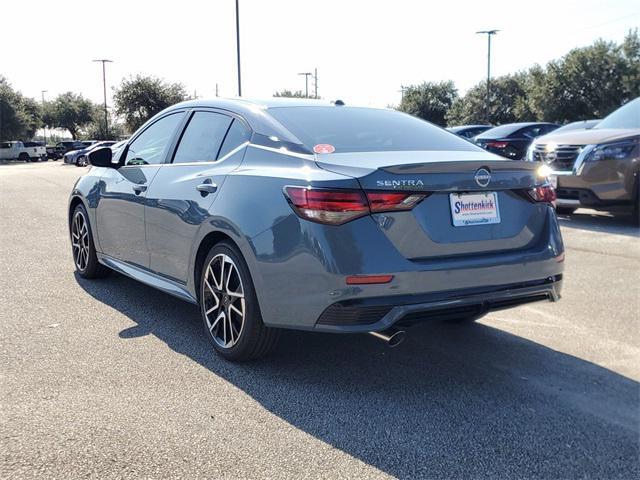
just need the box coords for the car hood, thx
[534,128,640,146]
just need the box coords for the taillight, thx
[487,141,508,149]
[527,184,556,203]
[366,192,425,212]
[284,187,426,225]
[284,187,369,225]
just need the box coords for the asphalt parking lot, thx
[1,161,639,479]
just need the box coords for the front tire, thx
[200,241,280,362]
[70,204,110,279]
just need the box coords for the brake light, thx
[366,192,425,212]
[284,187,369,225]
[487,141,508,149]
[284,187,427,225]
[527,184,557,203]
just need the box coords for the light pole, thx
[476,30,498,124]
[93,59,113,139]
[298,72,312,98]
[41,90,47,146]
[235,0,242,96]
[313,68,318,99]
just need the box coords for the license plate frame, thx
[449,192,501,227]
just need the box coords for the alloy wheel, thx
[202,253,246,349]
[71,211,90,271]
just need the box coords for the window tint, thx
[217,119,251,159]
[124,113,183,166]
[595,98,640,129]
[515,125,544,139]
[475,124,521,139]
[268,107,478,153]
[173,112,232,164]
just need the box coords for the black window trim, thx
[168,107,254,165]
[118,110,188,167]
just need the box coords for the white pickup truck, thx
[0,141,47,162]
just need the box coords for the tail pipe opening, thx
[369,327,406,347]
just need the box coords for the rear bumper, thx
[250,206,564,331]
[314,275,562,333]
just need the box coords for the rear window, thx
[476,124,522,139]
[268,107,478,153]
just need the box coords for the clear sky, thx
[3,0,638,108]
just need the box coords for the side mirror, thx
[88,147,117,168]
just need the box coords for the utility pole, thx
[298,72,312,98]
[235,0,242,96]
[92,59,113,139]
[476,30,498,124]
[41,90,47,146]
[313,68,318,99]
[216,83,219,97]
[399,85,407,102]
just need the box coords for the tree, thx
[0,76,42,142]
[447,30,639,126]
[113,75,189,132]
[397,81,458,126]
[446,73,535,126]
[273,89,307,98]
[84,107,126,140]
[43,92,95,139]
[529,33,639,123]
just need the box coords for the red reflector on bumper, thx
[346,275,394,285]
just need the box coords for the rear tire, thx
[556,206,577,215]
[632,179,640,228]
[70,204,111,279]
[18,153,29,162]
[200,241,280,362]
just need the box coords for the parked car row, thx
[64,141,117,166]
[527,98,639,222]
[448,99,638,223]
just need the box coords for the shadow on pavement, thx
[558,210,639,238]
[76,272,639,479]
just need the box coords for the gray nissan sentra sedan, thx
[69,98,564,361]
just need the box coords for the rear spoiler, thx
[382,160,537,175]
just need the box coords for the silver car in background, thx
[527,98,639,222]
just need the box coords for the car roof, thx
[157,98,356,146]
[175,97,340,109]
[448,125,491,131]
[476,122,558,138]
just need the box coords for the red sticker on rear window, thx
[313,144,335,154]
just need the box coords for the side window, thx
[519,126,543,139]
[124,113,183,166]
[217,119,252,159]
[173,112,233,164]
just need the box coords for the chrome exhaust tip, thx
[369,327,406,348]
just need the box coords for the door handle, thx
[196,181,218,196]
[132,184,148,195]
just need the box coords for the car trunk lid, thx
[315,150,549,260]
